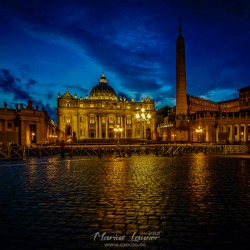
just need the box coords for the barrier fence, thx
[0,144,248,160]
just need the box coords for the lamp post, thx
[195,126,203,143]
[136,108,151,139]
[114,125,123,144]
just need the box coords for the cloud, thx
[0,0,170,94]
[33,99,56,121]
[64,84,88,95]
[0,68,56,121]
[1,0,250,113]
[0,69,32,101]
[199,88,239,102]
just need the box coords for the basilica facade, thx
[57,73,156,141]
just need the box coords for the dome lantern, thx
[90,73,118,101]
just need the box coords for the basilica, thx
[57,73,156,142]
[57,21,250,144]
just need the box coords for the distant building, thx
[57,73,156,141]
[0,100,56,145]
[157,21,250,143]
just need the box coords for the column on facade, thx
[35,121,40,144]
[45,124,49,141]
[4,120,8,131]
[58,114,65,139]
[206,125,210,143]
[76,112,79,139]
[35,122,39,144]
[228,125,232,142]
[229,125,233,141]
[132,117,135,138]
[20,120,26,145]
[95,115,98,138]
[43,120,47,143]
[38,118,46,144]
[114,115,117,138]
[231,125,235,141]
[151,118,156,140]
[99,115,102,138]
[211,125,215,143]
[142,121,145,139]
[120,116,123,138]
[243,124,247,142]
[236,124,240,141]
[72,114,77,138]
[124,116,127,138]
[210,124,214,143]
[225,125,228,141]
[85,115,89,139]
[105,115,109,139]
[205,125,209,142]
[233,124,237,141]
[246,124,249,141]
[215,125,220,142]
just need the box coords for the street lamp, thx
[195,126,203,143]
[136,108,151,139]
[114,125,123,144]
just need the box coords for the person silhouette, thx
[60,140,66,158]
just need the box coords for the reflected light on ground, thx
[188,155,212,212]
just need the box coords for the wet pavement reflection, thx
[0,154,249,249]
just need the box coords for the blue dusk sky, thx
[0,0,250,122]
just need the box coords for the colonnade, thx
[87,114,131,139]
[59,113,155,140]
[216,124,249,142]
[190,123,250,143]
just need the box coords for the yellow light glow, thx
[195,126,203,133]
[114,125,123,133]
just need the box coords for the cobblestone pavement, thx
[0,154,250,250]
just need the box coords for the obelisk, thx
[176,18,187,115]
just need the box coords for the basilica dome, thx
[89,73,118,100]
